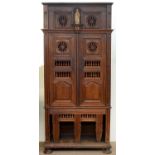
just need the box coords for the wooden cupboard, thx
[42,3,113,153]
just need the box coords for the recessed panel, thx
[55,40,69,54]
[83,81,101,100]
[54,81,72,100]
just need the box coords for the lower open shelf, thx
[50,114,106,143]
[45,113,111,153]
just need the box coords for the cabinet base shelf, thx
[45,142,111,149]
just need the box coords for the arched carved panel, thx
[54,81,72,100]
[83,82,101,100]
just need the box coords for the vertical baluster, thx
[74,114,81,142]
[96,114,103,142]
[53,114,59,142]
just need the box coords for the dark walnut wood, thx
[42,3,113,154]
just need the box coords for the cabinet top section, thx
[43,3,112,31]
[42,2,113,5]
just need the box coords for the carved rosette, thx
[87,15,96,27]
[57,41,67,52]
[58,15,67,27]
[88,42,97,52]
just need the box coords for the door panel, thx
[79,34,107,106]
[49,34,76,106]
[54,81,72,100]
[83,81,101,100]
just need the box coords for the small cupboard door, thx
[78,34,107,106]
[49,34,76,107]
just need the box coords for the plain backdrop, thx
[0,0,155,155]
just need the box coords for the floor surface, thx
[39,142,116,155]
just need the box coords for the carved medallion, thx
[58,15,67,27]
[88,42,97,52]
[87,15,96,27]
[58,41,67,52]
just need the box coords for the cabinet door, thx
[49,34,76,107]
[78,34,107,106]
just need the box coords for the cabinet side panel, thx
[106,34,111,106]
[44,33,50,107]
[106,5,112,29]
[43,5,49,29]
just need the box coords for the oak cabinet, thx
[42,3,113,153]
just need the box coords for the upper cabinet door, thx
[48,34,76,107]
[78,34,107,107]
[45,4,111,29]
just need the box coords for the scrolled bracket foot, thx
[44,148,53,154]
[103,145,112,154]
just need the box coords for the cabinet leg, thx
[75,115,81,142]
[102,144,112,154]
[44,148,53,154]
[45,110,50,142]
[53,114,59,143]
[105,109,110,143]
[102,146,112,154]
[96,114,103,142]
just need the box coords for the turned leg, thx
[105,109,110,143]
[45,110,51,143]
[103,109,112,153]
[53,114,59,142]
[74,114,81,142]
[96,114,103,142]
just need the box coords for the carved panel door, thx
[49,33,76,107]
[78,34,107,107]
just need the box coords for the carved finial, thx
[74,8,80,25]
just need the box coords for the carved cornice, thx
[42,29,113,34]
